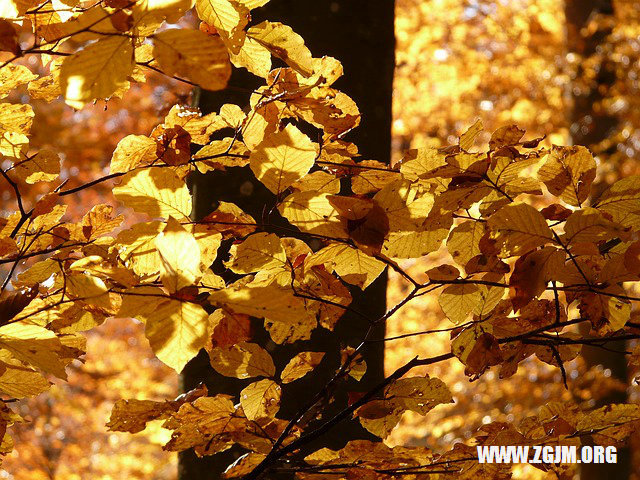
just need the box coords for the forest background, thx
[1,0,640,479]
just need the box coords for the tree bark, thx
[179,2,395,478]
[564,1,630,478]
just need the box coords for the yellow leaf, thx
[161,104,224,145]
[487,203,553,257]
[229,36,271,77]
[113,167,192,220]
[153,28,231,91]
[538,145,596,206]
[249,124,317,194]
[439,274,504,324]
[209,341,275,379]
[110,135,157,174]
[236,0,269,8]
[240,379,281,420]
[563,207,628,246]
[308,244,385,289]
[155,217,202,292]
[0,102,33,158]
[133,0,193,34]
[447,220,484,268]
[192,224,222,273]
[144,299,209,372]
[0,361,50,398]
[163,395,236,453]
[280,351,324,384]
[278,191,347,239]
[576,404,640,441]
[209,276,308,323]
[226,232,286,274]
[459,119,483,151]
[11,149,60,183]
[81,204,124,240]
[0,323,66,378]
[247,21,314,76]
[60,36,134,108]
[0,0,36,19]
[387,377,453,415]
[195,0,249,54]
[0,65,36,99]
[118,286,166,319]
[116,221,164,276]
[66,273,113,311]
[70,256,136,288]
[107,399,179,434]
[292,170,341,194]
[595,175,640,228]
[439,283,481,324]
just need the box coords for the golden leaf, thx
[110,135,157,174]
[60,36,134,108]
[595,175,640,228]
[249,124,317,194]
[230,35,272,77]
[144,299,209,372]
[155,217,202,292]
[278,191,347,239]
[447,220,484,268]
[538,146,596,207]
[0,360,50,398]
[280,351,324,384]
[439,283,481,324]
[209,341,275,379]
[563,207,628,246]
[307,244,385,289]
[209,276,308,324]
[240,379,281,421]
[226,232,287,274]
[195,0,249,54]
[154,28,231,91]
[387,376,453,415]
[66,273,113,312]
[487,203,553,257]
[247,21,314,76]
[11,149,60,184]
[113,167,192,220]
[459,119,483,151]
[0,323,66,378]
[116,221,164,276]
[107,399,179,433]
[292,170,341,194]
[0,65,36,99]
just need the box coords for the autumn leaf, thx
[249,124,318,194]
[153,29,231,91]
[155,217,202,292]
[143,299,209,372]
[226,232,287,274]
[247,21,314,76]
[110,135,157,174]
[240,379,281,420]
[195,0,249,54]
[209,341,275,379]
[113,167,192,220]
[307,244,385,289]
[487,203,553,257]
[538,146,596,207]
[280,351,325,384]
[60,36,134,108]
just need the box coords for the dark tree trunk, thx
[564,1,630,479]
[179,2,395,478]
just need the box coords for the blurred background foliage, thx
[3,0,640,478]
